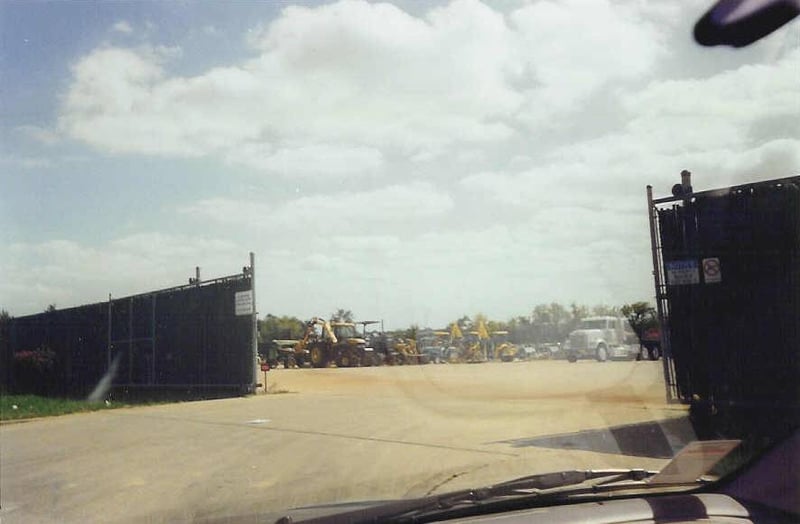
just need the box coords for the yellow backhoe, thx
[275,317,368,368]
[492,330,519,362]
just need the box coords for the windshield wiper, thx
[387,469,658,523]
[278,468,709,523]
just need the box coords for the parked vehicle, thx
[278,317,368,368]
[538,342,563,360]
[418,330,451,363]
[518,344,538,360]
[356,321,383,366]
[565,316,638,362]
[638,327,662,361]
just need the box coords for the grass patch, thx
[0,394,127,421]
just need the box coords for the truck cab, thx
[565,316,637,362]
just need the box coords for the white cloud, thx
[532,46,800,191]
[229,143,384,179]
[112,20,133,34]
[8,0,797,327]
[619,47,800,154]
[182,181,453,232]
[509,0,666,128]
[56,0,667,173]
[1,234,243,315]
[272,216,651,326]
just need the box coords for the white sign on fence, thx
[235,290,254,316]
[666,260,699,286]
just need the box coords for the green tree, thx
[620,302,658,340]
[45,304,56,313]
[486,319,508,333]
[569,303,589,322]
[402,324,418,340]
[531,303,572,342]
[456,315,471,330]
[531,304,552,324]
[258,314,305,343]
[592,304,618,316]
[508,316,533,344]
[330,309,353,322]
[567,303,589,331]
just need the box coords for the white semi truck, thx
[565,316,638,362]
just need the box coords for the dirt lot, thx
[1,360,691,523]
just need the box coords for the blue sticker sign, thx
[666,260,699,285]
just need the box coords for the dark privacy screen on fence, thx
[3,273,255,399]
[657,176,800,412]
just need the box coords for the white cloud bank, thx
[181,181,453,231]
[1,234,243,314]
[6,0,797,324]
[56,0,669,176]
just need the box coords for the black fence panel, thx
[657,177,800,420]
[4,303,109,397]
[3,273,255,400]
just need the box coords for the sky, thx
[1,0,798,329]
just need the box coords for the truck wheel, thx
[567,352,577,363]
[310,346,326,368]
[596,344,608,362]
[648,346,661,361]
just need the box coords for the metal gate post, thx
[151,293,156,385]
[647,185,678,403]
[107,293,112,370]
[250,252,258,390]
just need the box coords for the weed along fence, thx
[3,255,258,401]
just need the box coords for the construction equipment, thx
[459,319,490,363]
[443,322,465,363]
[275,317,368,368]
[417,330,451,363]
[392,338,428,365]
[354,320,430,366]
[271,339,299,368]
[491,331,519,362]
[355,321,382,366]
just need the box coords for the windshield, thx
[578,319,610,330]
[332,324,358,340]
[1,1,797,523]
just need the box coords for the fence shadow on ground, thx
[492,417,697,459]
